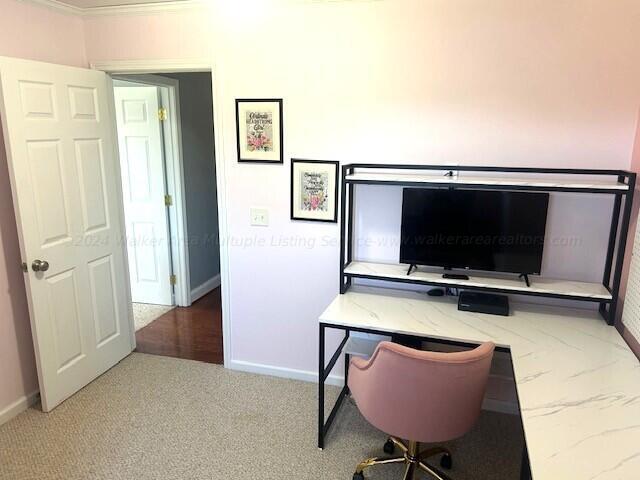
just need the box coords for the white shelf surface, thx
[344,261,612,300]
[345,172,629,191]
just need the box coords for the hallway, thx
[134,289,223,364]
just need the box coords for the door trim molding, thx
[90,60,211,75]
[94,61,231,368]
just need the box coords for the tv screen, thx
[400,188,549,275]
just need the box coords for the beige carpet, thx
[0,353,524,480]
[132,303,175,331]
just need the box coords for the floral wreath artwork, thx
[291,159,339,223]
[236,99,283,163]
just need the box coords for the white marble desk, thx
[318,286,640,480]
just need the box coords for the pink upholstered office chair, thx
[348,341,495,480]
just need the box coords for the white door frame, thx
[91,60,230,367]
[113,74,191,307]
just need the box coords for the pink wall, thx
[0,128,38,412]
[631,111,640,173]
[0,0,86,67]
[0,0,86,415]
[83,10,211,62]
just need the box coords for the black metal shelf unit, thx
[338,164,636,325]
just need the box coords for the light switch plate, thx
[250,207,269,226]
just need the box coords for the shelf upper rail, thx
[344,171,629,193]
[343,163,634,178]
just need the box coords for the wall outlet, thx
[250,207,269,226]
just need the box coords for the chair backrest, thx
[348,341,495,443]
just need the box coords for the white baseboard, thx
[0,391,39,426]
[190,274,220,303]
[228,359,344,387]
[229,360,520,414]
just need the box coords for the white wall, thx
[209,0,640,376]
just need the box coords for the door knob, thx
[31,260,50,272]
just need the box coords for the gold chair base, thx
[354,438,452,480]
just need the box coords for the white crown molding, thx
[84,0,206,16]
[22,0,206,17]
[23,0,382,17]
[23,0,83,15]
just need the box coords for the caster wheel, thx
[383,439,395,454]
[352,472,364,480]
[440,453,453,470]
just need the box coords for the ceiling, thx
[54,0,186,8]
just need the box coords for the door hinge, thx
[164,194,173,206]
[158,108,167,121]
[170,274,177,286]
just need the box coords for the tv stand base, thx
[519,273,531,287]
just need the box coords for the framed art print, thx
[291,159,339,222]
[236,99,283,163]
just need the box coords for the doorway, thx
[112,72,223,364]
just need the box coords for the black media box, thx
[458,291,509,316]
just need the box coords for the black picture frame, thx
[290,159,340,223]
[235,98,284,164]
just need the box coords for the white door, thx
[114,86,173,306]
[0,56,133,412]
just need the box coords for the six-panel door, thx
[114,85,173,306]
[0,56,134,412]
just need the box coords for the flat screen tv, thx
[400,188,549,275]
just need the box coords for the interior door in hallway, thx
[114,85,173,306]
[0,56,133,412]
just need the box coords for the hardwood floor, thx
[134,288,223,364]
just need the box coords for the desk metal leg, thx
[520,444,531,480]
[318,323,325,449]
[318,324,350,450]
[345,352,350,389]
